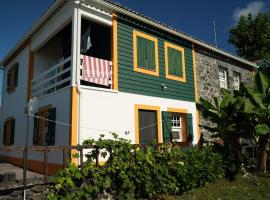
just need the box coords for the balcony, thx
[30,17,113,98]
[31,56,72,98]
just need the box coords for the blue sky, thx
[0,0,269,98]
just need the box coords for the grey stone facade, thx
[195,47,255,143]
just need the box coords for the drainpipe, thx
[74,2,82,145]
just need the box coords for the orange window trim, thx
[134,104,162,144]
[180,113,187,142]
[4,117,14,146]
[37,105,52,146]
[133,30,159,76]
[164,42,186,82]
[167,108,188,142]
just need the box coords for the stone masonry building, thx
[194,45,256,143]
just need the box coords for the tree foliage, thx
[228,13,270,62]
[197,71,270,174]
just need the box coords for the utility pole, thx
[213,21,218,47]
[22,97,38,200]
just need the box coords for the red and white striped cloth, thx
[81,55,112,86]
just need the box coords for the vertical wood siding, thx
[117,15,195,102]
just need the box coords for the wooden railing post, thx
[44,146,48,182]
[63,148,68,168]
[79,148,84,169]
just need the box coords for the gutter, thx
[0,0,66,66]
[93,0,258,69]
[1,0,259,69]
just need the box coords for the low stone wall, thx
[0,162,49,200]
[0,184,49,200]
[195,47,255,143]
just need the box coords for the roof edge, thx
[94,0,258,69]
[1,0,259,69]
[0,0,66,66]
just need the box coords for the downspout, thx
[75,1,82,145]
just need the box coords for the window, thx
[171,113,182,141]
[162,109,193,143]
[171,114,181,128]
[233,72,241,90]
[80,18,112,88]
[33,106,56,146]
[3,117,15,145]
[81,18,111,61]
[218,67,228,89]
[164,42,186,82]
[135,105,161,144]
[6,63,19,94]
[133,30,159,76]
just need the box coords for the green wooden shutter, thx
[162,111,172,143]
[3,121,7,145]
[186,113,193,141]
[137,36,156,70]
[10,119,15,145]
[14,63,19,88]
[46,108,56,145]
[33,112,39,145]
[6,70,11,93]
[168,47,183,77]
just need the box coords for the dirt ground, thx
[0,162,44,190]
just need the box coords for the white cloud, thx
[233,1,266,21]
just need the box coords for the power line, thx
[28,114,71,126]
[28,114,159,134]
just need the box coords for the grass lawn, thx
[162,174,270,200]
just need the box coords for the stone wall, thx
[195,47,255,143]
[0,184,48,200]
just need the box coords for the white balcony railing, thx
[31,56,72,98]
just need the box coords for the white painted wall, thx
[78,87,198,145]
[0,0,74,167]
[0,86,71,164]
[0,43,71,165]
[1,45,30,145]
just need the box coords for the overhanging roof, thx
[0,0,259,69]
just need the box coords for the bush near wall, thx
[46,135,224,200]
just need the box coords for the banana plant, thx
[240,71,270,172]
[196,89,246,172]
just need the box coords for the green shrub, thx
[47,135,224,199]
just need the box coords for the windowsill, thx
[166,74,186,82]
[134,66,159,76]
[79,85,119,94]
